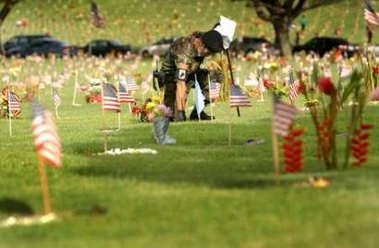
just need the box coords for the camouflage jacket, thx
[160,32,205,77]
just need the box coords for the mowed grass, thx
[0,0,379,247]
[0,58,379,247]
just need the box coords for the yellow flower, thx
[145,102,156,113]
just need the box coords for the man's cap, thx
[201,30,224,53]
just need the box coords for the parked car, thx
[81,39,131,57]
[1,34,50,54]
[229,36,279,57]
[364,44,379,60]
[292,36,361,58]
[139,37,177,57]
[5,37,77,58]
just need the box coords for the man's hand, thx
[175,80,186,111]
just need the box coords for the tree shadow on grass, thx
[71,158,298,190]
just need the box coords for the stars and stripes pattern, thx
[272,95,298,137]
[52,89,62,107]
[8,91,21,117]
[118,81,136,103]
[229,84,251,107]
[90,1,105,28]
[102,83,121,112]
[288,71,298,105]
[365,0,379,28]
[31,101,62,168]
[125,75,139,91]
[209,82,221,100]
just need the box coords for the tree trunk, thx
[272,20,292,58]
[0,0,19,26]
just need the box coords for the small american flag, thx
[288,71,298,105]
[209,81,221,100]
[8,91,21,117]
[365,0,379,28]
[31,101,62,168]
[125,75,139,91]
[52,89,62,107]
[102,83,121,112]
[118,81,135,103]
[90,0,105,28]
[272,95,298,137]
[229,84,251,107]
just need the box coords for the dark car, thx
[1,34,50,54]
[139,37,177,57]
[5,37,77,58]
[292,37,361,58]
[81,39,131,57]
[229,36,279,57]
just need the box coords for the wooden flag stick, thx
[100,81,108,151]
[37,157,52,215]
[6,84,13,136]
[117,112,121,130]
[55,106,60,119]
[225,49,240,117]
[228,103,232,146]
[207,74,214,122]
[271,96,280,183]
[72,70,79,106]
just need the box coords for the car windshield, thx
[154,38,174,45]
[109,40,123,46]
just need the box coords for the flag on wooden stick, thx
[31,101,62,168]
[52,89,62,107]
[90,0,105,28]
[272,95,298,137]
[52,89,62,119]
[7,90,21,117]
[118,81,135,104]
[31,100,62,215]
[229,84,251,107]
[365,0,379,29]
[102,83,121,113]
[209,81,221,100]
[125,75,139,91]
[271,94,299,182]
[288,71,298,105]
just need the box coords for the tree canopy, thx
[245,0,344,58]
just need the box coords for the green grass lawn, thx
[0,55,378,247]
[0,1,379,247]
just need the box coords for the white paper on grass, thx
[244,73,259,86]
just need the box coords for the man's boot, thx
[189,106,214,120]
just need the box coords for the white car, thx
[139,37,176,58]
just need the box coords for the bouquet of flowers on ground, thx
[141,93,173,122]
[141,93,175,145]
